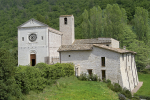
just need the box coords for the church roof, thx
[93,44,136,54]
[73,38,111,44]
[17,18,49,28]
[58,44,136,54]
[17,18,62,35]
[58,44,93,51]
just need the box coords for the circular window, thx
[29,33,37,42]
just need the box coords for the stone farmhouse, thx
[18,15,139,91]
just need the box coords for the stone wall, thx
[60,46,122,85]
[49,31,61,63]
[59,15,74,45]
[60,46,139,91]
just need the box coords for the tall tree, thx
[0,49,23,100]
[81,9,90,39]
[134,7,149,44]
[89,6,103,38]
[103,4,127,40]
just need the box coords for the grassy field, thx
[25,76,118,100]
[134,73,150,96]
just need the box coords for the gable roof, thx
[73,39,111,45]
[93,44,136,54]
[18,18,62,35]
[58,44,93,52]
[58,44,136,54]
[17,18,49,28]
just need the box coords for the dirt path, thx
[131,82,143,95]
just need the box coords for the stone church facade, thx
[18,15,139,91]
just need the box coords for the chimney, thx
[123,46,126,50]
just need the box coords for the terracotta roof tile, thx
[73,39,111,44]
[93,44,136,54]
[58,44,93,52]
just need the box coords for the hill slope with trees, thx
[0,0,150,70]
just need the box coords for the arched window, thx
[64,18,67,24]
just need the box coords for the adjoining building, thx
[18,15,139,91]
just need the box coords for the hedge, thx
[15,63,74,94]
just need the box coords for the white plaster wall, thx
[111,38,119,48]
[120,53,139,91]
[49,31,61,63]
[60,47,123,86]
[59,15,74,45]
[18,27,49,65]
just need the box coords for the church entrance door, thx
[30,54,36,66]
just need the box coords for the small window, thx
[101,57,105,67]
[106,44,109,46]
[64,18,67,24]
[87,69,92,76]
[41,36,43,40]
[22,37,24,41]
[122,54,124,61]
[128,55,129,62]
[69,55,71,57]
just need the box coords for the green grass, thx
[25,76,118,100]
[134,73,150,96]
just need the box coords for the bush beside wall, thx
[15,63,74,94]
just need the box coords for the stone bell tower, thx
[59,15,75,45]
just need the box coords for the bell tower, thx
[59,15,75,45]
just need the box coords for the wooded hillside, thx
[0,0,150,70]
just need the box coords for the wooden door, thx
[30,54,36,66]
[102,70,106,80]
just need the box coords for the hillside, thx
[26,76,119,100]
[1,0,150,50]
[0,0,150,70]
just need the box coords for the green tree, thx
[127,40,150,71]
[134,7,149,44]
[81,9,90,39]
[103,4,127,40]
[89,6,103,38]
[0,49,23,100]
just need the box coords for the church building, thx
[18,15,139,91]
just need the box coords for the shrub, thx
[113,83,122,92]
[107,83,114,91]
[141,69,149,74]
[0,49,23,100]
[139,95,150,100]
[118,93,126,100]
[15,66,47,93]
[106,79,111,83]
[78,72,87,81]
[91,74,98,81]
[35,63,47,78]
[121,88,132,99]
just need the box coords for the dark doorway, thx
[30,54,36,66]
[101,57,105,67]
[102,70,106,80]
[88,69,92,76]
